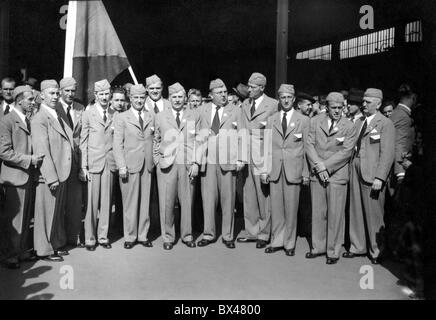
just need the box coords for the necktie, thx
[176,111,181,128]
[211,106,221,135]
[154,102,159,114]
[103,110,107,123]
[25,117,31,133]
[282,111,287,134]
[355,119,368,155]
[329,120,335,134]
[138,111,143,130]
[250,99,256,118]
[4,104,10,115]
[66,105,74,129]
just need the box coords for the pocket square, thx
[290,122,295,127]
[294,133,302,139]
[332,127,339,133]
[370,128,378,134]
[189,129,196,135]
[232,121,238,128]
[150,126,155,132]
[370,134,381,142]
[336,137,345,143]
[260,121,267,127]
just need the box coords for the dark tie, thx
[4,104,10,115]
[282,111,287,134]
[66,105,74,129]
[329,120,335,134]
[103,110,107,123]
[138,111,143,130]
[250,99,256,118]
[154,102,159,114]
[25,117,31,133]
[176,111,181,128]
[355,119,368,155]
[211,106,221,135]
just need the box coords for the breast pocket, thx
[369,134,380,144]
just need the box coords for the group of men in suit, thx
[0,71,408,269]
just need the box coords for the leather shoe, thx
[265,246,283,254]
[76,242,86,248]
[86,245,97,251]
[256,240,268,249]
[163,242,173,250]
[101,243,112,249]
[326,257,339,265]
[19,251,38,262]
[236,237,256,243]
[370,257,381,265]
[222,239,235,249]
[138,240,153,247]
[56,250,69,256]
[182,240,196,248]
[285,248,295,256]
[305,252,324,259]
[42,254,64,262]
[124,242,135,249]
[342,251,365,258]
[197,239,214,247]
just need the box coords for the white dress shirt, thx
[95,102,109,121]
[130,107,145,121]
[210,103,224,124]
[1,100,15,113]
[280,108,294,127]
[148,97,164,112]
[252,94,265,111]
[60,98,76,126]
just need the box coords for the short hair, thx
[382,100,395,110]
[111,87,126,98]
[188,88,202,99]
[398,83,415,99]
[1,77,16,87]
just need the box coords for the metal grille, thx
[405,20,422,42]
[296,44,332,60]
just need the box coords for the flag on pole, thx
[64,0,131,104]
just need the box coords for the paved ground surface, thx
[0,234,411,300]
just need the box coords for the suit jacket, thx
[80,104,117,173]
[55,101,85,165]
[390,104,415,176]
[0,100,14,121]
[306,113,357,184]
[239,94,278,168]
[264,110,310,183]
[0,110,33,186]
[31,106,73,184]
[153,108,200,170]
[113,108,155,173]
[146,97,172,115]
[197,102,241,172]
[353,111,395,183]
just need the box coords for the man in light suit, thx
[237,72,278,249]
[80,79,117,251]
[0,86,43,269]
[56,77,85,248]
[153,82,199,250]
[0,77,16,120]
[260,84,310,256]
[145,74,171,115]
[196,79,241,249]
[31,80,73,262]
[344,88,395,264]
[113,84,155,249]
[305,92,357,264]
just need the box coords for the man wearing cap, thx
[0,86,43,269]
[0,77,16,120]
[153,82,199,250]
[305,92,357,264]
[31,80,73,261]
[80,79,116,251]
[347,88,365,124]
[196,79,241,249]
[260,84,310,256]
[237,72,278,249]
[345,88,395,264]
[232,83,249,108]
[296,92,315,117]
[113,84,155,249]
[145,74,171,114]
[56,77,85,248]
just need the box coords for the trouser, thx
[270,170,300,250]
[120,166,152,243]
[311,180,346,259]
[349,157,386,259]
[201,165,235,241]
[242,164,271,241]
[2,181,34,259]
[65,160,84,245]
[34,181,67,256]
[157,164,194,243]
[84,164,114,246]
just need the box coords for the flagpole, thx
[128,66,139,85]
[64,0,77,78]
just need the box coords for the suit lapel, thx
[165,109,179,130]
[203,103,212,128]
[12,111,30,135]
[55,102,72,130]
[91,105,105,127]
[320,115,330,137]
[42,107,70,141]
[126,109,142,131]
[273,112,284,137]
[104,108,115,129]
[365,112,382,136]
[219,104,232,128]
[284,111,299,139]
[252,98,267,120]
[243,101,251,121]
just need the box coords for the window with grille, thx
[296,44,332,60]
[340,27,395,60]
[405,20,422,42]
